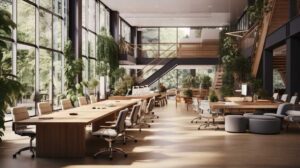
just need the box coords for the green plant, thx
[221,71,235,97]
[209,90,219,102]
[96,27,119,88]
[0,9,24,141]
[199,75,212,89]
[64,40,84,105]
[183,89,193,98]
[232,56,251,83]
[113,75,134,96]
[182,75,200,88]
[119,37,130,55]
[247,0,266,25]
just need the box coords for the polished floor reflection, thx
[1,100,300,168]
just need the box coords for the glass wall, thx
[82,0,110,83]
[120,20,131,42]
[139,27,220,58]
[1,0,66,121]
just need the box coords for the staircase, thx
[139,58,178,86]
[213,65,224,90]
[273,55,287,84]
[251,0,289,77]
[138,57,219,86]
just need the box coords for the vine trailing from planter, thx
[64,40,84,105]
[0,9,24,141]
[96,27,119,89]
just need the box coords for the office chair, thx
[37,102,52,115]
[78,96,88,106]
[190,97,201,123]
[149,97,159,119]
[123,104,141,143]
[280,94,288,102]
[138,100,152,131]
[12,107,36,159]
[92,109,129,160]
[290,95,298,104]
[89,95,97,104]
[197,100,220,130]
[61,99,73,110]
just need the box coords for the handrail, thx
[142,50,176,76]
[137,43,176,75]
[252,0,277,76]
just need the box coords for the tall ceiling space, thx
[101,0,248,27]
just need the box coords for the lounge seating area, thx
[1,0,300,167]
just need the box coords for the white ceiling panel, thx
[101,0,247,27]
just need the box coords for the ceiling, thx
[101,0,248,27]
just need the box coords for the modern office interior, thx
[1,0,300,167]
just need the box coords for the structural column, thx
[110,11,120,42]
[262,49,273,96]
[69,0,82,81]
[289,0,298,19]
[286,37,300,95]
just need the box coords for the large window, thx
[121,20,131,42]
[82,0,110,83]
[1,0,66,121]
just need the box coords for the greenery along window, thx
[0,0,12,38]
[82,0,110,82]
[17,1,35,44]
[40,10,53,48]
[1,0,66,121]
[17,44,36,117]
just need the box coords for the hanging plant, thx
[64,40,84,105]
[96,27,119,89]
[0,9,24,141]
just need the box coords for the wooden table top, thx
[210,101,280,110]
[15,99,140,125]
[109,93,160,100]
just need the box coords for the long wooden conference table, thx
[15,99,140,158]
[210,101,280,113]
[109,93,160,101]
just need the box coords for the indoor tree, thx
[0,9,24,141]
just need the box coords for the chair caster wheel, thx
[109,157,113,160]
[123,142,126,145]
[157,116,159,119]
[13,154,17,159]
[31,154,35,158]
[134,140,138,143]
[191,121,193,123]
[195,121,198,123]
[198,128,200,130]
[152,120,154,123]
[148,125,151,128]
[124,154,128,158]
[93,155,97,159]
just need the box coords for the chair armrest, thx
[99,125,116,129]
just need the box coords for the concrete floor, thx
[1,100,300,168]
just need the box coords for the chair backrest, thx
[115,109,129,133]
[61,99,73,110]
[12,107,30,131]
[78,96,88,106]
[129,104,141,125]
[199,100,211,114]
[276,103,293,116]
[273,93,279,100]
[38,102,52,115]
[89,95,97,104]
[146,98,155,114]
[281,94,288,102]
[290,96,298,104]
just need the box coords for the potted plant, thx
[0,9,24,141]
